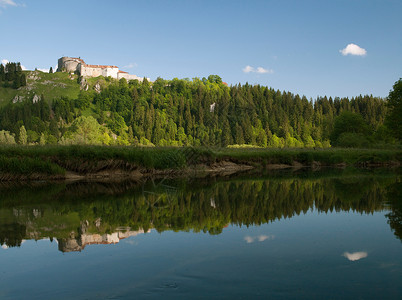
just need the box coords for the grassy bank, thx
[0,145,400,180]
[216,147,402,166]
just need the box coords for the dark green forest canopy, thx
[0,62,26,89]
[0,71,395,147]
[385,78,402,141]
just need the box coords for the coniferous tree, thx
[18,125,27,145]
[385,79,402,140]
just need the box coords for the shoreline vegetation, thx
[0,145,400,181]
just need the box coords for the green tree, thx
[0,64,5,81]
[62,116,109,145]
[207,75,223,84]
[0,130,16,144]
[331,111,370,147]
[18,125,27,145]
[27,130,39,144]
[49,67,53,73]
[39,133,46,145]
[385,79,402,140]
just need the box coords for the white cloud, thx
[256,67,274,74]
[123,63,137,69]
[243,65,255,73]
[343,251,368,261]
[21,64,26,70]
[340,43,367,56]
[243,65,273,74]
[36,65,56,73]
[0,0,17,8]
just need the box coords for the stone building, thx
[57,56,148,81]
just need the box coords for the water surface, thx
[1,169,401,299]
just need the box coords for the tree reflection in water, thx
[386,182,402,242]
[0,170,400,252]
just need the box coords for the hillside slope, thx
[0,71,81,106]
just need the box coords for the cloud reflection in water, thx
[244,235,275,243]
[343,251,368,261]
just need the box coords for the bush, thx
[336,132,369,148]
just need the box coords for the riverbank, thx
[0,146,400,181]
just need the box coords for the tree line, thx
[0,62,26,89]
[0,69,400,147]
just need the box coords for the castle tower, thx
[57,57,85,73]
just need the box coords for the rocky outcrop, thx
[32,94,41,103]
[94,82,101,93]
[79,76,88,91]
[27,71,41,81]
[12,95,24,103]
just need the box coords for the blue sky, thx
[0,0,401,99]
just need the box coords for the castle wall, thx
[80,65,119,78]
[80,65,102,77]
[58,56,148,81]
[117,73,146,82]
[103,67,119,78]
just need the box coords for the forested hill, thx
[0,68,393,147]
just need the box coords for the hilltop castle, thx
[57,56,149,82]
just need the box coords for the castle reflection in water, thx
[1,171,401,253]
[57,223,150,252]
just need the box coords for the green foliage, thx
[385,78,402,140]
[60,116,112,145]
[0,155,65,175]
[336,132,369,148]
[0,62,26,89]
[39,133,46,145]
[18,126,27,145]
[0,130,16,145]
[75,90,93,110]
[331,111,370,147]
[27,130,39,144]
[106,113,127,136]
[0,73,395,148]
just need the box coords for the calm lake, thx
[0,169,401,299]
